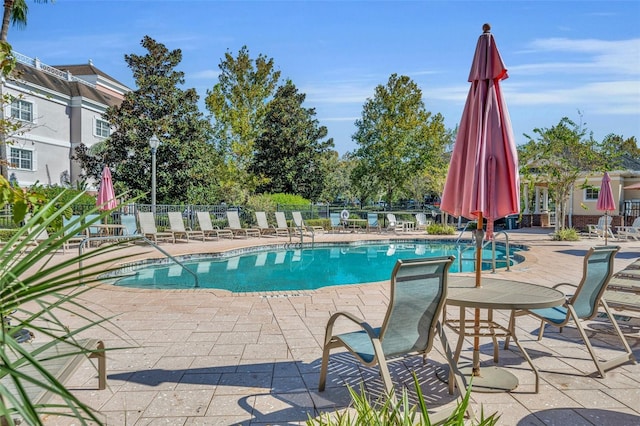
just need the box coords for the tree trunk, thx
[1,1,13,42]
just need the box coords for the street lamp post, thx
[149,134,160,213]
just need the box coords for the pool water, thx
[109,241,521,292]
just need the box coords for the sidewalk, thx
[43,228,640,425]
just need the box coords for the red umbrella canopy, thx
[97,166,118,211]
[597,172,615,212]
[440,24,520,239]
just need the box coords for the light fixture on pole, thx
[149,134,160,213]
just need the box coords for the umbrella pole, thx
[605,211,608,245]
[473,212,484,376]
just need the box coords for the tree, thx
[1,0,49,42]
[352,73,448,205]
[73,36,215,204]
[519,116,609,231]
[600,133,640,168]
[205,46,280,203]
[249,80,334,200]
[320,151,358,205]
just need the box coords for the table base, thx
[436,364,518,393]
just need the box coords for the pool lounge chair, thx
[616,217,640,241]
[167,211,205,242]
[415,212,431,231]
[587,215,613,240]
[62,215,87,253]
[274,212,292,240]
[255,211,289,238]
[366,212,381,233]
[137,212,175,243]
[226,210,261,238]
[195,212,234,240]
[506,246,636,378]
[329,212,343,233]
[318,256,471,420]
[292,211,324,236]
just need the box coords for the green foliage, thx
[307,374,499,426]
[551,227,581,241]
[353,73,448,205]
[0,188,132,425]
[250,80,334,200]
[246,193,277,213]
[205,45,281,201]
[269,193,310,206]
[73,36,214,205]
[427,223,456,235]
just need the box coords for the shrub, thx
[307,374,500,425]
[269,193,311,206]
[246,194,277,213]
[551,227,581,241]
[427,224,457,235]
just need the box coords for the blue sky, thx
[9,0,640,155]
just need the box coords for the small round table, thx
[442,276,565,393]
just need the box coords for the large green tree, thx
[74,36,215,204]
[205,46,280,203]
[519,116,610,230]
[352,73,448,204]
[249,80,334,200]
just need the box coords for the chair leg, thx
[318,344,331,392]
[537,319,545,340]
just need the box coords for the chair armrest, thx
[552,282,576,291]
[325,311,377,340]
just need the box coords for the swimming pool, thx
[106,240,523,292]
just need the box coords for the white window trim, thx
[584,187,600,202]
[8,146,35,171]
[94,117,111,138]
[7,98,37,124]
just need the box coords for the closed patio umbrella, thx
[97,166,117,211]
[597,172,615,245]
[440,24,520,384]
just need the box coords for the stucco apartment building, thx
[3,52,128,189]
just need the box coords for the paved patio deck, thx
[38,227,640,425]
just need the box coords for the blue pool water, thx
[108,241,522,292]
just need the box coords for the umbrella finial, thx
[483,23,491,33]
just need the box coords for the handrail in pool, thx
[77,235,200,288]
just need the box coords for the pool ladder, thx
[457,224,512,273]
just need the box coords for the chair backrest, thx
[85,213,101,235]
[167,211,186,232]
[631,217,640,228]
[137,212,158,234]
[275,211,288,229]
[386,213,397,226]
[598,215,612,229]
[196,211,213,231]
[226,210,242,229]
[379,256,454,357]
[416,212,427,225]
[255,211,270,229]
[367,213,379,227]
[292,211,304,228]
[329,212,341,226]
[570,246,620,319]
[120,214,138,236]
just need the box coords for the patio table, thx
[441,276,565,393]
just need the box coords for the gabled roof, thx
[53,62,128,89]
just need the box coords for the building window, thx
[10,99,33,122]
[95,119,110,138]
[9,147,33,170]
[585,187,599,201]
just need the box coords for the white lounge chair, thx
[255,211,289,238]
[167,211,204,242]
[137,212,175,243]
[616,217,640,241]
[195,211,234,240]
[415,212,431,231]
[274,212,292,239]
[587,215,613,240]
[226,210,260,238]
[292,211,324,236]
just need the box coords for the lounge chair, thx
[62,215,87,253]
[318,256,470,418]
[415,212,431,231]
[292,211,324,236]
[226,210,261,238]
[616,217,640,241]
[386,213,410,233]
[195,211,234,240]
[329,212,343,233]
[274,212,292,240]
[120,214,139,236]
[255,211,289,237]
[366,212,381,233]
[167,211,205,242]
[505,246,636,378]
[587,215,613,240]
[137,212,175,243]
